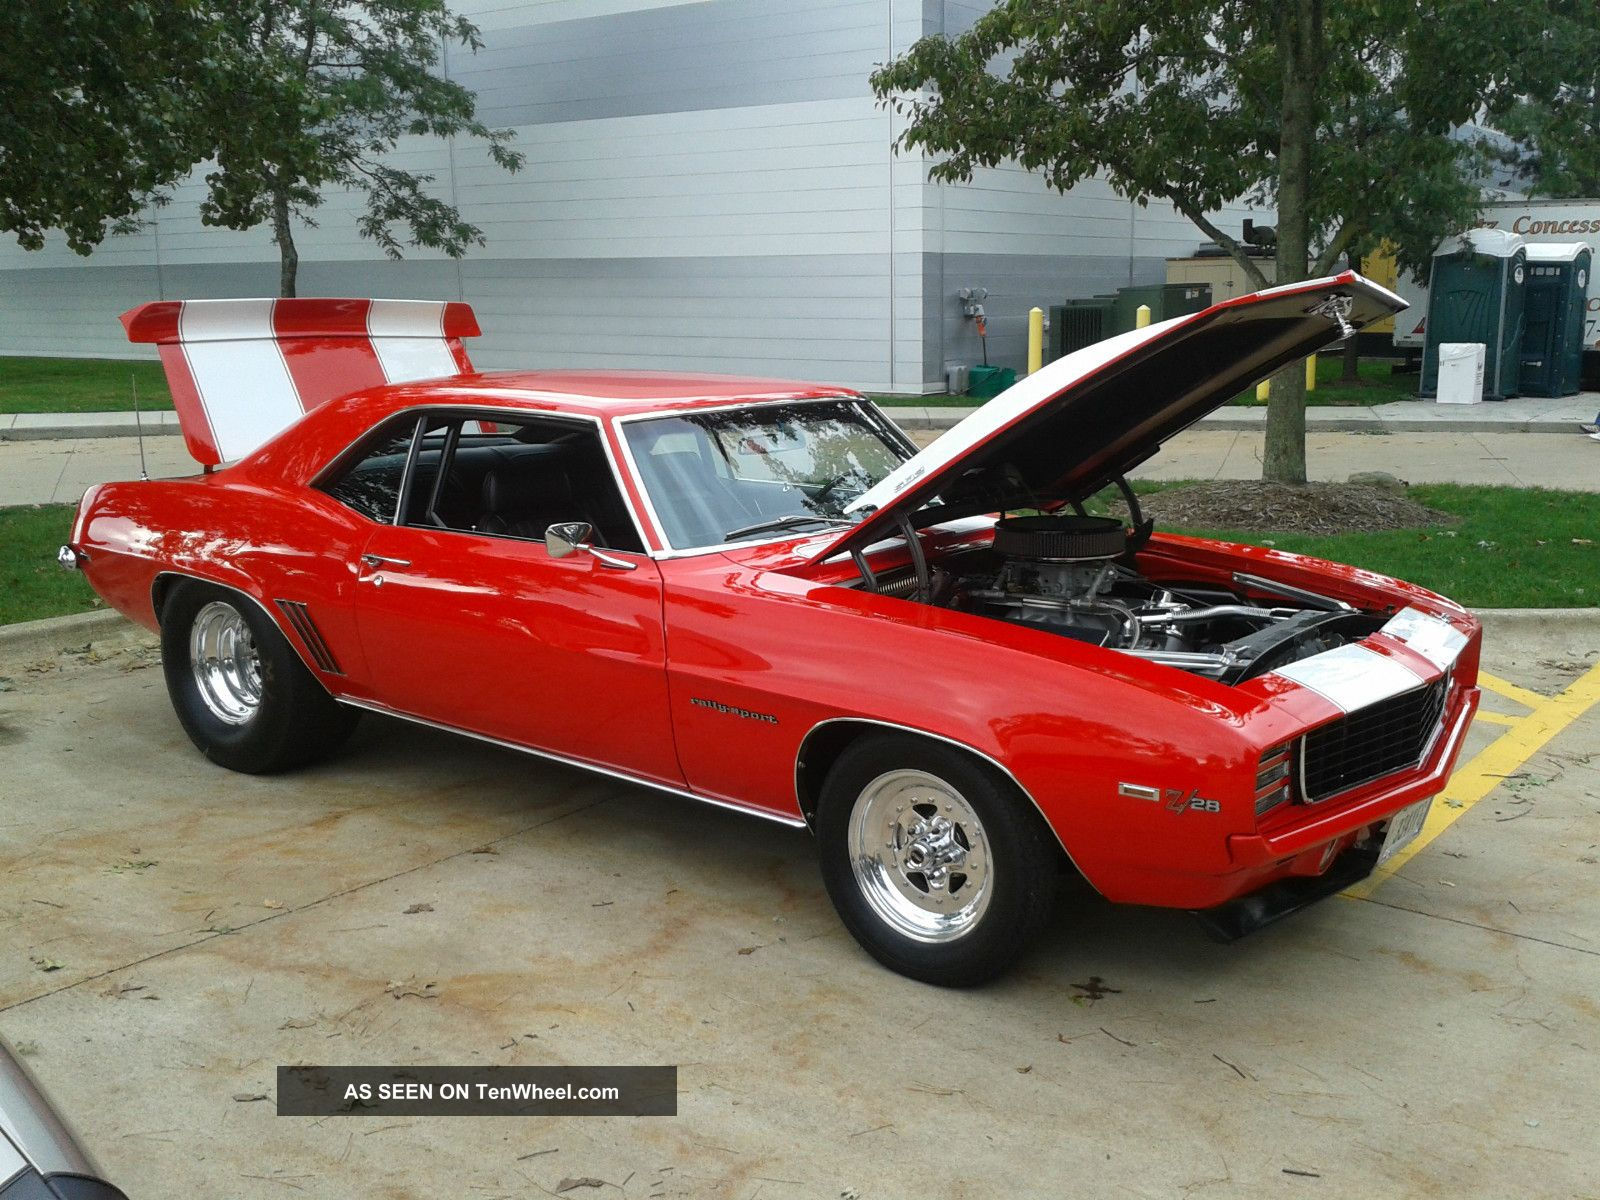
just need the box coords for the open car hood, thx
[806,272,1404,565]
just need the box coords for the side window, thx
[398,416,646,554]
[319,423,416,522]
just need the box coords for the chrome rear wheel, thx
[161,580,359,774]
[188,600,262,725]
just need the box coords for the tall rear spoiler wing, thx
[121,298,481,466]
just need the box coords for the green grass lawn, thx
[1102,481,1597,608]
[1228,354,1417,407]
[0,356,173,413]
[3,485,1593,625]
[0,505,99,625]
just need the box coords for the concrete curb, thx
[0,411,181,442]
[0,422,182,442]
[1471,607,1600,627]
[0,609,151,669]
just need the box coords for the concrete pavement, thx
[0,436,198,507]
[1132,428,1600,490]
[0,617,1596,1198]
[896,426,1599,492]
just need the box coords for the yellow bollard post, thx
[1135,303,1151,329]
[1256,379,1270,402]
[1027,307,1044,375]
[1305,353,1317,392]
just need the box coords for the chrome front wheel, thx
[817,734,1063,986]
[847,769,993,943]
[188,600,263,725]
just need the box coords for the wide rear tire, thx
[816,734,1061,986]
[160,580,358,774]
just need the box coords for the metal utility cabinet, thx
[1519,242,1592,397]
[1420,228,1528,400]
[1051,284,1212,360]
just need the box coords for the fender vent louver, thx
[274,600,343,675]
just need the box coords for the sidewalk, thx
[889,391,1600,434]
[1,391,1597,441]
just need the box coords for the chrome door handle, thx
[361,553,411,568]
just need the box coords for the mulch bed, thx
[1111,481,1459,536]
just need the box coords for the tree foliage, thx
[202,0,524,296]
[0,1,224,253]
[871,0,1531,482]
[1494,1,1600,198]
[0,1,521,296]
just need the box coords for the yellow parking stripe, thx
[1475,671,1546,709]
[1345,658,1600,898]
[1471,710,1520,726]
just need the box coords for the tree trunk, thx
[1341,250,1362,383]
[271,187,298,298]
[1262,0,1321,485]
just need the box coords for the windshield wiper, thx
[723,514,853,542]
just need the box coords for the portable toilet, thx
[1519,243,1592,397]
[1420,228,1527,400]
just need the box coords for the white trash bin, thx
[1436,342,1486,404]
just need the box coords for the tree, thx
[871,1,1527,483]
[0,1,225,254]
[201,0,524,297]
[1493,1,1600,197]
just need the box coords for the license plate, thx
[1376,798,1432,866]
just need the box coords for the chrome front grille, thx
[1299,676,1448,803]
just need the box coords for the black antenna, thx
[131,373,149,481]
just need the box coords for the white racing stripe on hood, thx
[1269,643,1425,713]
[1380,607,1468,670]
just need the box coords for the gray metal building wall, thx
[0,0,1270,393]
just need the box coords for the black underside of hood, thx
[813,273,1406,563]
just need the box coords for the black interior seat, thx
[478,465,585,541]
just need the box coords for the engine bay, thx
[860,512,1385,684]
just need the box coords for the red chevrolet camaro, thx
[62,274,1480,984]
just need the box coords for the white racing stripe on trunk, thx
[179,300,300,463]
[367,299,459,383]
[1269,643,1425,713]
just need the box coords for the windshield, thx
[622,400,911,550]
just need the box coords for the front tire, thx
[816,734,1061,986]
[160,580,358,774]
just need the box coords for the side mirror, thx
[545,521,594,559]
[544,521,638,572]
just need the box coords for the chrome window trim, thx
[794,715,1102,895]
[338,696,808,829]
[611,396,911,559]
